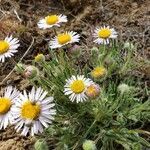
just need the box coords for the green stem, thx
[83,120,97,139]
[120,50,132,74]
[72,120,97,150]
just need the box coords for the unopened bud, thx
[118,83,130,94]
[15,63,26,74]
[34,54,45,63]
[23,66,39,79]
[69,45,81,56]
[34,139,49,150]
[123,42,134,50]
[82,140,97,150]
[91,47,99,52]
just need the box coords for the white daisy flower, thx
[0,86,20,129]
[37,14,67,29]
[0,35,20,62]
[12,87,56,136]
[93,26,118,45]
[49,31,80,49]
[64,75,93,103]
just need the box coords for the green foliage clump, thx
[20,41,150,150]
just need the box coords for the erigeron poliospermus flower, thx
[0,35,20,62]
[85,83,100,98]
[37,14,67,29]
[91,66,107,79]
[49,31,80,49]
[93,26,117,45]
[0,86,20,129]
[64,75,93,103]
[12,87,56,136]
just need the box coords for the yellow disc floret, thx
[21,101,41,120]
[86,84,100,98]
[34,54,45,62]
[71,80,85,94]
[57,34,71,45]
[98,28,111,39]
[91,66,107,78]
[0,97,11,114]
[86,85,97,96]
[0,41,9,54]
[45,15,59,25]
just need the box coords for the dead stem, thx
[135,129,150,137]
[13,9,22,22]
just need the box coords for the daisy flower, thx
[91,66,107,78]
[38,14,67,29]
[12,87,56,136]
[0,86,20,129]
[49,31,80,49]
[64,75,93,103]
[0,35,20,62]
[93,26,117,45]
[85,83,100,98]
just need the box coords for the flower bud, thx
[34,139,49,150]
[23,66,39,79]
[82,140,97,150]
[68,45,81,56]
[34,54,45,63]
[91,47,99,60]
[123,42,134,50]
[91,66,107,78]
[91,47,99,52]
[86,83,100,98]
[15,63,26,74]
[104,55,114,66]
[118,83,130,94]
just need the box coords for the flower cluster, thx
[1,13,117,134]
[1,13,118,136]
[0,13,117,62]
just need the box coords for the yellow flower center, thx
[98,28,111,38]
[0,97,12,114]
[86,85,97,96]
[70,80,85,94]
[45,15,59,25]
[0,41,9,54]
[57,34,71,45]
[21,101,41,120]
[91,66,106,78]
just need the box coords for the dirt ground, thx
[0,0,150,149]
